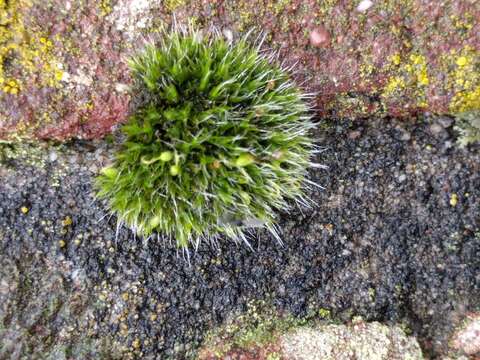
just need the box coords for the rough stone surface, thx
[0,117,478,359]
[452,313,480,356]
[1,0,480,140]
[280,321,423,360]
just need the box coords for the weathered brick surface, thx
[1,0,479,140]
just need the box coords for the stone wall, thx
[1,0,479,140]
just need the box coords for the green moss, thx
[95,27,316,249]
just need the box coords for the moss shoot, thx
[95,27,317,249]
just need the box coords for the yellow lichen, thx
[99,0,112,16]
[359,57,376,84]
[0,0,64,96]
[383,76,405,96]
[447,46,480,113]
[450,14,474,32]
[456,56,468,67]
[409,54,429,86]
[314,0,337,18]
[390,53,401,66]
[382,52,429,107]
[230,0,256,31]
[228,0,299,33]
[450,193,458,207]
[62,216,73,226]
[164,0,187,12]
[266,0,291,15]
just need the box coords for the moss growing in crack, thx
[0,142,46,169]
[454,110,480,147]
[199,300,310,357]
[95,28,316,249]
[198,300,337,358]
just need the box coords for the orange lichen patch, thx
[0,0,64,96]
[446,46,480,113]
